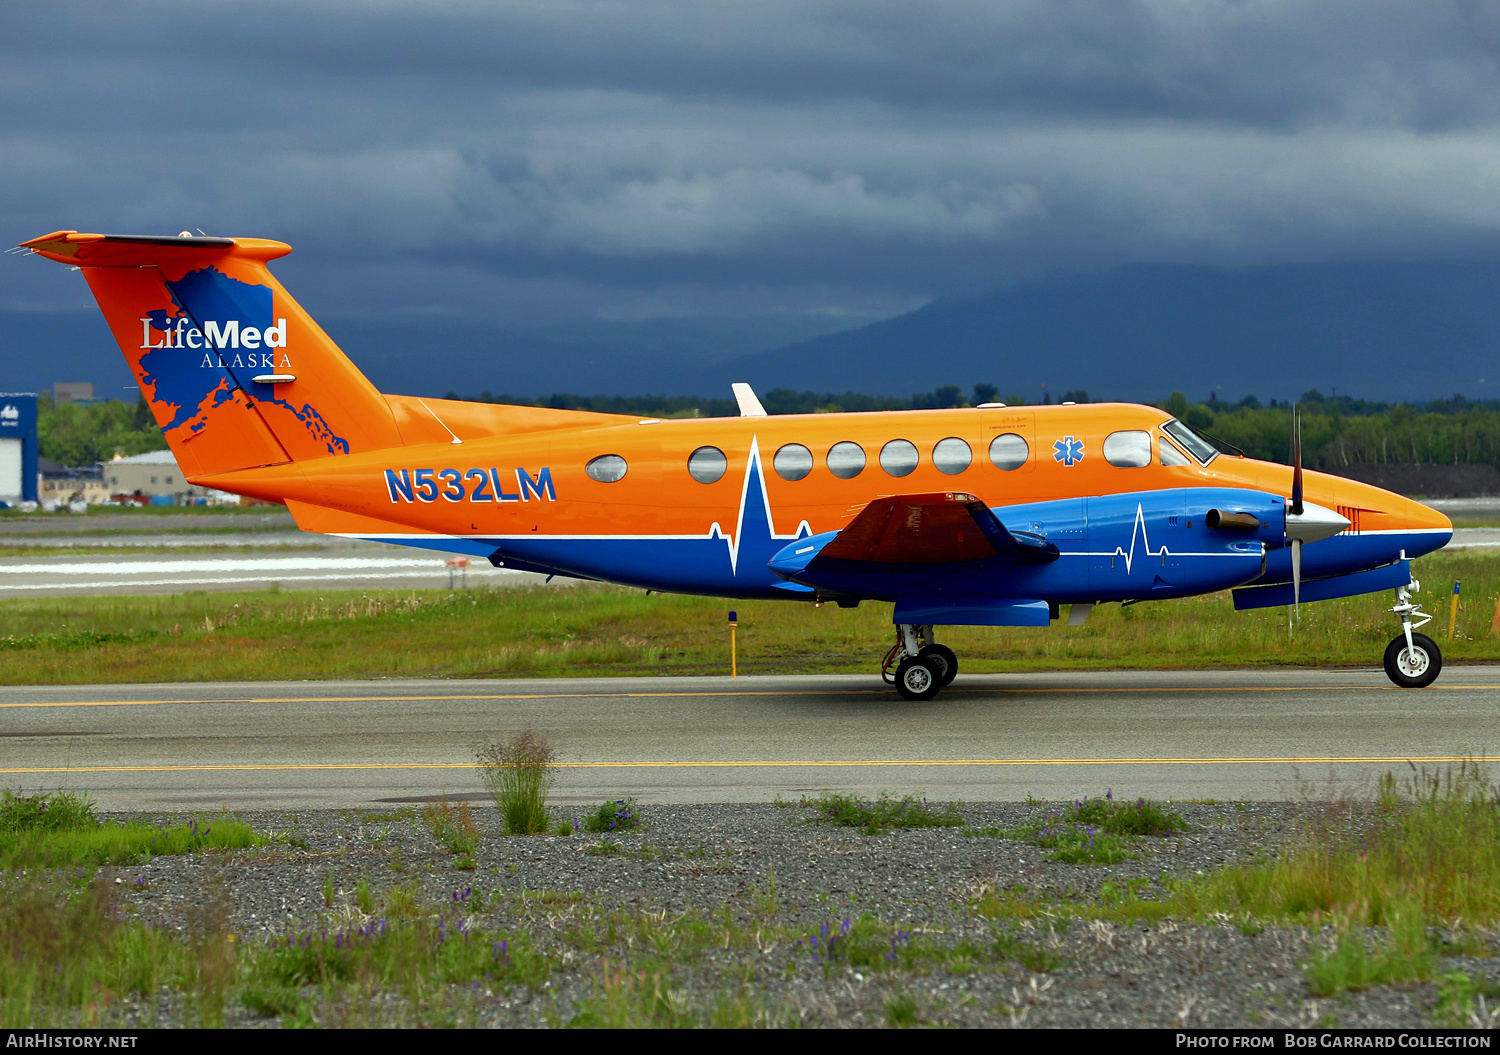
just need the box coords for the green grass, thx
[580,798,644,834]
[0,549,1492,684]
[798,792,964,836]
[971,767,1500,930]
[1302,904,1438,996]
[1434,971,1500,1027]
[564,963,697,1028]
[885,993,920,1027]
[247,920,549,992]
[792,914,1064,976]
[0,874,227,1028]
[994,793,1187,864]
[0,790,262,867]
[1169,764,1500,925]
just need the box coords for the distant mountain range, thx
[0,310,867,402]
[4,259,1497,405]
[692,260,1500,405]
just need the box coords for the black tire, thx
[918,644,958,688]
[1383,632,1442,688]
[894,656,942,701]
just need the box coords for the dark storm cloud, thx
[4,1,1500,320]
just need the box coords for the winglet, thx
[731,382,768,417]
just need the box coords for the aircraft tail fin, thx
[19,231,403,480]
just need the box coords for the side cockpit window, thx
[1162,418,1219,465]
[1103,430,1151,468]
[1159,437,1192,466]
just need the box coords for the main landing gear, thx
[1384,577,1442,688]
[882,624,958,701]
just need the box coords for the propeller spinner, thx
[1283,405,1350,618]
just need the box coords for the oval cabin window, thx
[826,441,866,480]
[1103,431,1152,468]
[988,433,1028,471]
[879,439,919,477]
[773,443,814,482]
[932,437,972,475]
[585,454,628,483]
[687,446,728,484]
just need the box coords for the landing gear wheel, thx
[1383,632,1442,688]
[894,656,942,701]
[918,644,958,688]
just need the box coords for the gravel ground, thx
[63,800,1500,1028]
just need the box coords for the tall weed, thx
[476,731,556,836]
[421,798,480,857]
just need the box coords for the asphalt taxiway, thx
[2,668,1496,809]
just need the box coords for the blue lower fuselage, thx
[367,486,1451,606]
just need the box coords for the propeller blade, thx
[1291,537,1302,620]
[1290,405,1304,516]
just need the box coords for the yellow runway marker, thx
[0,755,1486,775]
[3,684,1499,710]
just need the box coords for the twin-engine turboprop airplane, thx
[20,230,1454,699]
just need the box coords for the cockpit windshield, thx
[1162,419,1218,466]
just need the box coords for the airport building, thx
[102,449,211,500]
[37,457,111,507]
[0,393,39,507]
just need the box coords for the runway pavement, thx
[0,551,556,595]
[2,668,1496,809]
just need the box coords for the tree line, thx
[37,386,1500,474]
[35,394,165,467]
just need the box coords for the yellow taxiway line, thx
[2,685,1498,709]
[0,755,1486,775]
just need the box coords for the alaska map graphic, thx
[139,267,349,454]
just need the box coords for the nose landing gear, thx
[1384,578,1442,688]
[882,624,958,700]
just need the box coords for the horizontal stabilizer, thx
[20,230,240,266]
[1232,560,1411,611]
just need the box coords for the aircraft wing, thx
[816,491,1057,566]
[770,492,1058,583]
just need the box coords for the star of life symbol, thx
[1053,435,1084,466]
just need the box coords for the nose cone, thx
[1332,478,1453,557]
[1401,495,1453,555]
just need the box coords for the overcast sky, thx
[5,0,1500,325]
